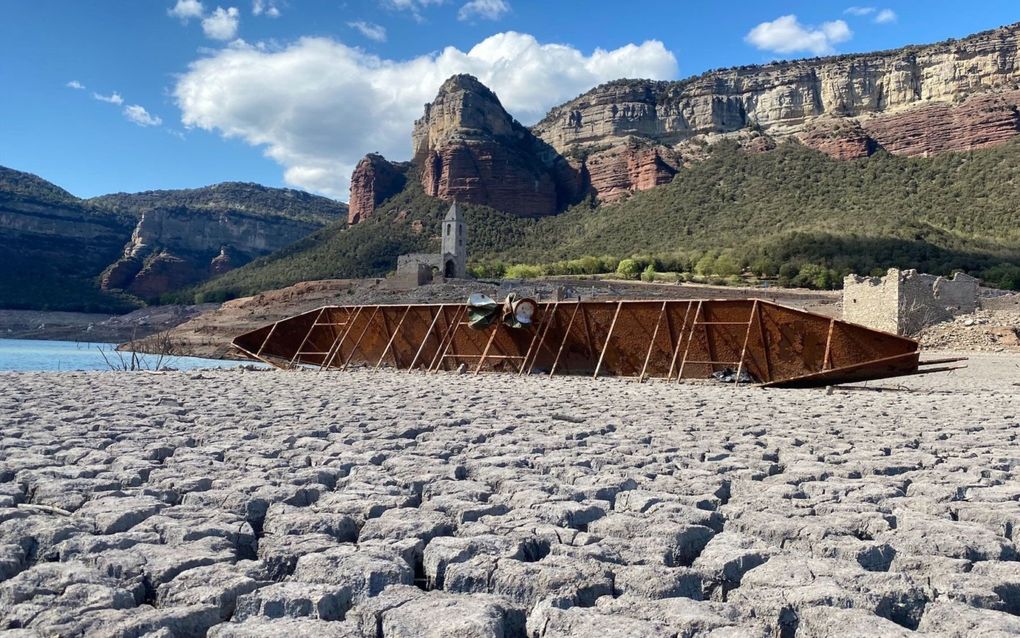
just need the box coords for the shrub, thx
[982,263,1020,290]
[468,260,507,279]
[616,258,640,279]
[640,264,657,282]
[504,263,544,279]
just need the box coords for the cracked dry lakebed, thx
[0,352,1018,637]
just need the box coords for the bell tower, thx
[441,201,467,278]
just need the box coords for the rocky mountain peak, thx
[412,74,518,163]
[437,73,500,100]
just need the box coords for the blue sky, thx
[2,1,1018,200]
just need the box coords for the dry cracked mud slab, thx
[0,352,1017,637]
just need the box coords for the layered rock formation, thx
[534,22,1020,166]
[96,185,343,299]
[347,154,410,224]
[350,23,1020,216]
[864,90,1020,156]
[412,74,573,217]
[797,120,875,160]
[0,167,346,310]
[581,143,681,203]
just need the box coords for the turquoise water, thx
[0,338,258,372]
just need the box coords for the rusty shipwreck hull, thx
[231,299,951,387]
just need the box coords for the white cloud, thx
[174,32,678,198]
[874,9,896,24]
[745,15,852,56]
[123,105,163,127]
[66,80,86,90]
[844,6,875,16]
[252,0,280,17]
[202,6,240,40]
[93,91,125,105]
[169,0,205,20]
[348,21,387,42]
[458,0,509,21]
[383,0,446,21]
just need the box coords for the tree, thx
[714,254,741,277]
[694,253,717,276]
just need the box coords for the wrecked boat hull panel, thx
[232,299,923,387]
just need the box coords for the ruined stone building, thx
[393,202,467,285]
[843,268,979,335]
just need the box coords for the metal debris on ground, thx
[232,297,962,387]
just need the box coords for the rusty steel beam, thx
[232,298,934,388]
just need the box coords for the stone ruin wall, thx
[843,268,980,335]
[842,271,901,334]
[392,253,443,288]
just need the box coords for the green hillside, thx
[181,140,1020,302]
[0,167,140,313]
[89,182,346,225]
[0,165,349,312]
[491,140,1020,288]
[180,178,531,302]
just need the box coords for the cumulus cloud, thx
[348,21,387,42]
[458,0,509,21]
[745,15,852,56]
[874,9,897,24]
[174,32,677,197]
[844,6,876,16]
[202,6,240,40]
[93,91,124,105]
[66,80,86,90]
[123,105,163,127]
[168,0,205,20]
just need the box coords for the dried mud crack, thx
[0,354,1018,637]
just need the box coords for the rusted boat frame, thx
[232,298,963,388]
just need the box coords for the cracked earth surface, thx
[0,353,1018,637]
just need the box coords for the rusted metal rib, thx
[231,298,934,388]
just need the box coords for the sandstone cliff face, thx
[863,90,1020,156]
[348,154,410,224]
[348,24,1020,220]
[411,74,575,217]
[533,23,1020,163]
[797,120,875,160]
[582,142,681,203]
[101,206,325,298]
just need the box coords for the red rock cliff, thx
[348,154,409,224]
[410,74,577,218]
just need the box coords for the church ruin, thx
[843,268,980,336]
[393,202,467,285]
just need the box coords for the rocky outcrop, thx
[533,23,1020,163]
[582,142,681,203]
[210,246,236,275]
[411,74,577,218]
[798,120,875,160]
[348,155,410,224]
[101,206,327,299]
[0,166,347,310]
[864,90,1020,156]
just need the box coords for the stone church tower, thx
[441,201,467,278]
